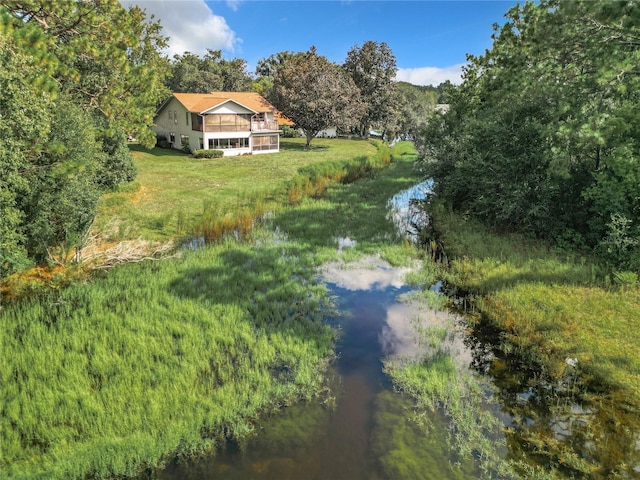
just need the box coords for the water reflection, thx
[466,317,640,478]
[156,258,472,479]
[387,179,432,242]
[321,257,413,291]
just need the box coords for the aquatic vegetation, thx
[0,234,336,479]
[411,201,640,478]
[384,323,513,478]
[370,391,476,480]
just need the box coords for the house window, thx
[174,111,178,124]
[180,134,189,147]
[208,138,248,149]
[186,112,189,126]
[252,134,279,151]
[203,114,251,132]
[168,110,172,121]
[169,133,175,143]
[191,113,203,132]
[199,138,204,149]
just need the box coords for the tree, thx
[21,99,102,262]
[1,0,170,148]
[416,0,640,270]
[254,51,296,101]
[344,41,397,139]
[272,47,364,147]
[167,49,252,93]
[387,82,438,142]
[219,56,253,91]
[0,0,170,274]
[0,32,53,276]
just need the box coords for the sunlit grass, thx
[1,236,336,479]
[482,284,640,401]
[428,204,640,403]
[94,138,377,241]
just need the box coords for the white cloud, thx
[226,0,242,11]
[395,63,465,86]
[120,1,239,57]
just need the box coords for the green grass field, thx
[95,138,377,241]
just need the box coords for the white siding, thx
[153,95,281,155]
[153,98,199,150]
[207,102,254,115]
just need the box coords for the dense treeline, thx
[167,48,252,93]
[417,0,640,273]
[0,1,169,277]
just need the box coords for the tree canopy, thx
[0,0,169,276]
[272,47,364,147]
[167,49,253,93]
[416,0,640,272]
[343,41,397,138]
[386,82,439,142]
[253,51,296,101]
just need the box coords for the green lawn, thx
[95,138,376,241]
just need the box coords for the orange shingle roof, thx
[173,92,276,114]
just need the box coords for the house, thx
[314,127,337,138]
[153,92,293,156]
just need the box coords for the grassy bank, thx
[404,203,640,479]
[94,138,377,242]
[1,237,336,479]
[0,142,421,479]
[430,207,640,404]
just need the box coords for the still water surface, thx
[158,257,474,479]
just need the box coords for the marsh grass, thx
[384,310,561,480]
[1,235,336,479]
[0,141,423,479]
[273,143,420,266]
[384,319,510,478]
[184,141,393,245]
[378,189,639,479]
[427,205,640,404]
[370,390,477,479]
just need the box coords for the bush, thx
[281,125,300,138]
[96,130,137,190]
[192,149,224,159]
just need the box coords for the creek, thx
[157,256,478,479]
[156,181,640,479]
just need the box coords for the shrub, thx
[192,149,223,159]
[281,125,300,138]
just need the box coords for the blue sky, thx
[121,1,517,86]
